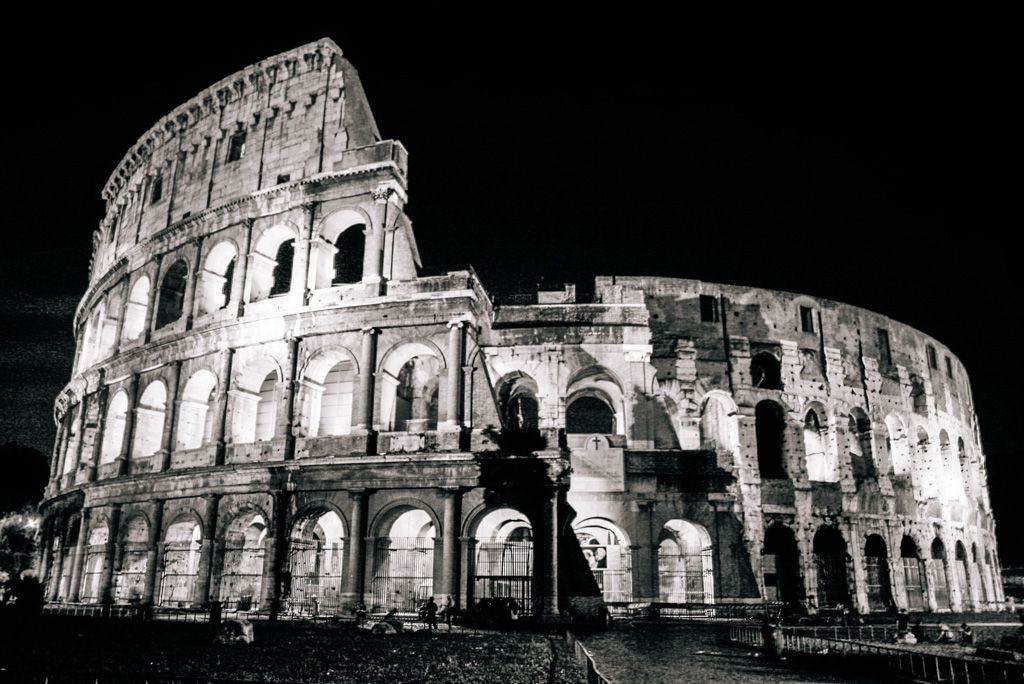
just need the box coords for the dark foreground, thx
[581,622,892,684]
[0,616,584,684]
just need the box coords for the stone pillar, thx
[342,489,368,608]
[49,418,67,490]
[632,500,656,601]
[193,494,220,607]
[283,338,301,461]
[112,275,129,354]
[142,500,164,605]
[299,202,317,303]
[541,487,560,618]
[143,256,163,343]
[67,511,90,602]
[267,489,291,620]
[363,186,390,285]
[185,235,204,329]
[98,505,122,604]
[443,321,465,430]
[54,415,73,490]
[440,488,462,606]
[69,396,90,481]
[46,516,66,601]
[214,348,234,466]
[459,536,477,611]
[158,361,182,472]
[233,219,253,317]
[118,374,141,477]
[87,377,109,482]
[355,328,378,432]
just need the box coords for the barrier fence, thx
[730,623,1024,683]
[566,631,613,684]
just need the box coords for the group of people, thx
[894,609,974,646]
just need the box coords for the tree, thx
[0,512,39,585]
[0,443,48,514]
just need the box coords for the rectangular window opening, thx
[227,130,247,163]
[150,174,163,204]
[927,345,938,370]
[800,305,815,333]
[877,328,892,369]
[945,356,953,379]
[699,295,719,323]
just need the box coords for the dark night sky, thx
[4,18,1020,560]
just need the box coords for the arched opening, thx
[900,536,927,611]
[750,352,783,390]
[497,373,540,431]
[762,523,801,605]
[755,400,787,479]
[379,346,443,432]
[62,404,82,476]
[371,508,437,612]
[813,527,850,609]
[99,390,129,465]
[848,409,876,480]
[97,293,122,360]
[657,520,714,603]
[332,225,365,284]
[954,540,971,608]
[155,259,188,329]
[131,381,167,459]
[804,409,833,481]
[287,509,346,616]
[231,359,281,444]
[114,516,149,602]
[254,372,278,441]
[57,519,81,600]
[886,415,911,477]
[916,428,936,495]
[982,548,996,605]
[248,225,297,302]
[910,375,927,415]
[198,240,238,314]
[930,537,951,610]
[176,370,218,451]
[864,534,893,612]
[80,524,109,603]
[317,361,356,437]
[219,512,268,611]
[566,395,615,434]
[122,276,150,342]
[575,520,631,603]
[159,517,202,607]
[699,394,736,453]
[473,507,534,610]
[958,438,972,497]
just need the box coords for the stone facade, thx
[38,39,1003,620]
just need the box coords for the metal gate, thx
[864,555,892,612]
[474,541,533,606]
[219,543,265,611]
[930,560,951,609]
[658,548,713,603]
[288,539,345,616]
[371,538,434,613]
[902,557,927,611]
[80,552,105,603]
[815,554,848,608]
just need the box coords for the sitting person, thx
[959,623,974,645]
[934,623,955,643]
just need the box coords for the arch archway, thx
[755,400,787,479]
[287,508,346,616]
[762,523,801,605]
[930,537,951,610]
[813,527,850,608]
[159,516,202,607]
[198,240,238,314]
[848,409,876,479]
[378,342,445,432]
[496,372,540,431]
[176,370,218,450]
[100,390,129,464]
[657,520,714,603]
[472,507,534,610]
[80,523,110,603]
[750,352,783,390]
[219,511,268,611]
[132,381,166,459]
[804,408,833,481]
[155,260,189,329]
[574,518,631,603]
[864,534,893,612]
[302,350,357,437]
[122,275,150,342]
[114,516,150,602]
[370,507,437,612]
[900,536,927,611]
[249,224,298,302]
[954,540,971,609]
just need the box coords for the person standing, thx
[424,596,438,630]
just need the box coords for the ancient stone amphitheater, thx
[38,38,1003,621]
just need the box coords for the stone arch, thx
[574,517,632,603]
[315,208,370,288]
[370,503,439,612]
[657,519,714,603]
[762,522,801,605]
[698,390,739,454]
[155,259,189,329]
[495,371,540,431]
[131,380,167,459]
[750,351,783,390]
[176,369,218,450]
[755,400,787,479]
[287,503,349,616]
[218,509,269,611]
[159,513,203,607]
[198,239,238,314]
[114,514,150,602]
[122,274,151,341]
[930,536,952,610]
[804,406,834,481]
[80,518,111,603]
[954,540,971,608]
[249,223,299,302]
[301,347,359,437]
[885,414,911,476]
[863,534,893,612]
[813,527,850,608]
[900,535,927,611]
[565,366,625,436]
[470,506,535,611]
[232,356,283,443]
[100,389,129,465]
[378,340,446,432]
[847,407,876,480]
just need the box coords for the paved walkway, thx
[582,622,890,683]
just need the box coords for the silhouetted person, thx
[424,596,438,630]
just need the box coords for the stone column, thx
[299,202,317,303]
[143,256,163,343]
[283,338,301,461]
[342,489,368,608]
[158,361,182,472]
[362,186,390,285]
[460,536,477,611]
[69,396,90,482]
[185,235,205,330]
[142,500,164,605]
[46,516,66,601]
[214,348,234,466]
[443,321,465,430]
[87,376,109,482]
[541,487,560,618]
[632,500,656,601]
[355,328,378,432]
[49,418,67,490]
[267,489,291,620]
[54,414,72,490]
[193,494,220,607]
[112,275,129,354]
[98,505,122,604]
[232,219,253,317]
[118,374,141,477]
[440,488,462,606]
[67,511,90,602]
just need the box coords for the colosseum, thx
[37,38,1003,622]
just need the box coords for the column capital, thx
[437,486,462,498]
[372,185,394,203]
[348,487,368,500]
[360,326,381,336]
[447,319,466,330]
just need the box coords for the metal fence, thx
[729,623,1024,683]
[607,600,784,621]
[566,630,613,684]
